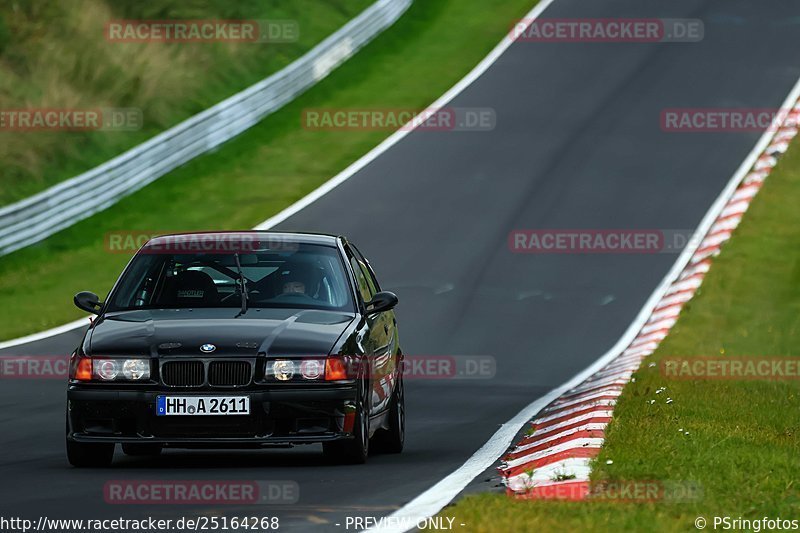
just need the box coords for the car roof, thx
[142,231,342,250]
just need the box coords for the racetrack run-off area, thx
[500,92,800,497]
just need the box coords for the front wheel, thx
[67,439,114,468]
[324,381,369,464]
[372,376,404,454]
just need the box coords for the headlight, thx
[272,360,295,381]
[300,359,323,380]
[94,359,119,381]
[267,358,326,381]
[122,359,150,380]
[91,358,150,381]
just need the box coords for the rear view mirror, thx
[238,254,259,266]
[74,291,103,315]
[365,291,398,315]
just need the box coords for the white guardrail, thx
[0,0,412,257]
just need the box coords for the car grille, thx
[209,361,251,387]
[161,361,204,387]
[160,360,253,387]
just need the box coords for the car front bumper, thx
[67,385,358,446]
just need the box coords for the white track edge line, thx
[363,73,800,533]
[0,317,91,351]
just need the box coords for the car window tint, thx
[349,256,374,303]
[351,245,381,294]
[106,243,355,312]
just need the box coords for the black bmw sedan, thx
[66,232,404,467]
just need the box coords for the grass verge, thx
[441,137,800,529]
[0,0,371,204]
[0,0,538,340]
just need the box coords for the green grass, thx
[441,137,800,530]
[0,0,372,205]
[0,0,539,340]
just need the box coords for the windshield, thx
[106,243,355,313]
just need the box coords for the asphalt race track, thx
[2,0,800,530]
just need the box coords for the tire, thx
[371,376,405,454]
[66,439,115,468]
[122,443,163,456]
[324,379,369,464]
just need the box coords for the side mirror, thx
[365,291,398,315]
[74,291,103,315]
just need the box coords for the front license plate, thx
[156,396,250,416]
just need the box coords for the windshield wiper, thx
[233,253,249,316]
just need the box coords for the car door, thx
[350,245,398,414]
[345,246,391,415]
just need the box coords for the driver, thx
[282,278,307,296]
[280,264,316,298]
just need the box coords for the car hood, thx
[87,308,356,357]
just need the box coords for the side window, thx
[351,245,381,293]
[349,255,374,304]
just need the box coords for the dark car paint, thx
[67,232,402,447]
[86,309,357,357]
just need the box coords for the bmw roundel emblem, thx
[200,343,216,353]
